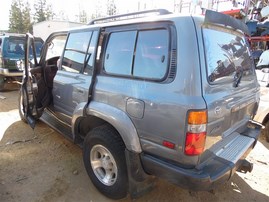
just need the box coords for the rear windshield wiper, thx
[233,67,243,87]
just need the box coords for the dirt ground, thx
[0,89,269,202]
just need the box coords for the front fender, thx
[72,101,142,153]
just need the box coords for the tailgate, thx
[200,25,260,163]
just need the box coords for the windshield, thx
[203,28,255,86]
[3,37,43,58]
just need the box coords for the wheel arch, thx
[72,101,142,153]
[255,108,269,126]
[262,113,269,125]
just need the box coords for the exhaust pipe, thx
[237,159,253,173]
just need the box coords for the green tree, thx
[9,0,24,33]
[9,0,33,33]
[22,1,32,33]
[34,0,54,23]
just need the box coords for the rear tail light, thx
[185,110,207,156]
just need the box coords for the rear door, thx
[21,32,67,128]
[200,25,260,151]
[51,29,99,125]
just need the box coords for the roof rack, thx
[204,10,250,35]
[88,9,172,25]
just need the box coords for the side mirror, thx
[48,41,54,49]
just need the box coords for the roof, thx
[67,12,188,32]
[0,33,26,37]
[65,9,249,37]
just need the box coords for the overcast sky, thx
[0,0,93,30]
[0,0,237,31]
[1,1,12,30]
[0,0,176,31]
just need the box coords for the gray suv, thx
[19,9,262,199]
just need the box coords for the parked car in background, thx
[19,10,262,199]
[254,86,269,142]
[0,33,43,91]
[254,50,269,142]
[256,49,269,87]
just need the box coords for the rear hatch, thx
[197,16,260,165]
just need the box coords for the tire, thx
[18,88,27,123]
[83,124,128,199]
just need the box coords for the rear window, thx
[203,28,255,85]
[3,37,43,58]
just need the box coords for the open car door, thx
[20,33,40,129]
[19,32,68,129]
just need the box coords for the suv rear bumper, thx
[0,68,23,77]
[141,149,252,191]
[141,122,261,191]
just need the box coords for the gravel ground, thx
[0,89,269,202]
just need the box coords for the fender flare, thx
[72,101,142,153]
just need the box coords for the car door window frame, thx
[61,31,93,74]
[83,30,99,75]
[60,29,100,75]
[39,32,68,68]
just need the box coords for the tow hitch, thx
[237,159,253,173]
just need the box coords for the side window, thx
[7,38,24,56]
[133,30,169,79]
[62,31,92,73]
[84,31,99,75]
[103,28,170,80]
[104,31,136,76]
